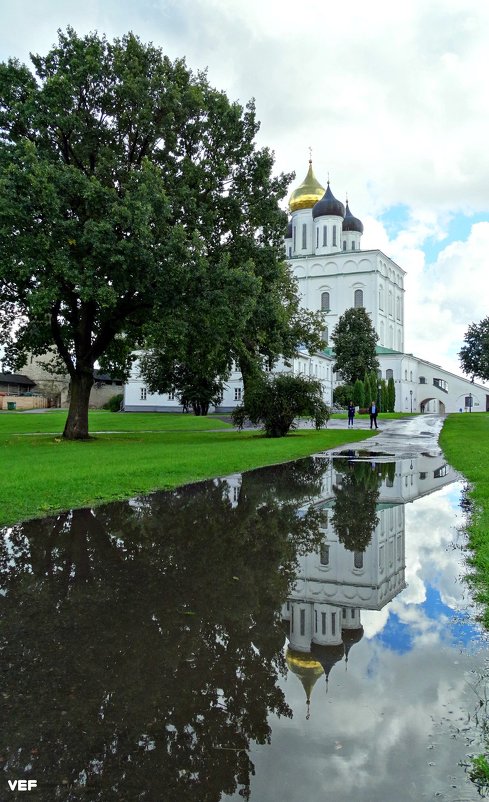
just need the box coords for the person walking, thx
[347,401,355,428]
[368,400,378,429]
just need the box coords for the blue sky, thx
[1,0,489,376]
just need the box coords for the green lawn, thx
[0,411,375,526]
[439,413,489,627]
[0,409,231,434]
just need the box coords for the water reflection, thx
[0,462,324,801]
[0,453,484,802]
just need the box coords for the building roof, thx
[0,373,36,386]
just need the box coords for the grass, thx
[0,409,231,434]
[439,413,489,627]
[0,410,376,526]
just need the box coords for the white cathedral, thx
[124,161,489,414]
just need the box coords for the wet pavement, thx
[326,413,446,460]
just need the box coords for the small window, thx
[315,609,318,632]
[321,327,328,344]
[320,544,330,566]
[300,608,306,636]
[419,376,426,384]
[352,241,356,250]
[321,611,326,635]
[140,387,147,401]
[354,289,364,308]
[332,225,337,247]
[465,395,473,408]
[342,607,347,619]
[293,226,296,251]
[321,291,330,311]
[386,369,393,380]
[302,223,307,250]
[234,387,242,401]
[434,465,448,478]
[343,240,347,251]
[323,226,327,247]
[316,227,319,248]
[354,551,364,569]
[331,612,336,636]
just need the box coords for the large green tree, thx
[459,317,489,382]
[331,307,379,385]
[0,28,299,438]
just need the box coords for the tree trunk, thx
[63,371,94,440]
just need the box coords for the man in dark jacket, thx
[368,400,378,429]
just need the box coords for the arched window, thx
[386,369,394,380]
[396,297,401,320]
[302,223,307,250]
[379,286,384,310]
[321,327,328,344]
[322,226,327,247]
[354,551,364,569]
[332,225,337,247]
[354,289,363,308]
[316,227,319,249]
[389,290,393,315]
[380,320,384,345]
[321,291,330,311]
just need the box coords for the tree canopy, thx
[0,28,314,438]
[331,307,379,385]
[459,317,489,382]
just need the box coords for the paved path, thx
[324,414,445,460]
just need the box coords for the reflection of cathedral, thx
[281,452,458,710]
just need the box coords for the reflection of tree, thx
[331,460,395,553]
[0,460,323,801]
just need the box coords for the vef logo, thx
[8,780,38,791]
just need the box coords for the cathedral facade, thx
[123,162,488,414]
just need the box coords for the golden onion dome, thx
[288,161,325,213]
[286,647,324,710]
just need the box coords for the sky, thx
[1,0,488,377]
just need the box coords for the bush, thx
[232,373,330,438]
[103,393,124,412]
[333,384,354,408]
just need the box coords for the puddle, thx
[0,455,487,801]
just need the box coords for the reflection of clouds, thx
[360,482,467,645]
[223,479,485,800]
[360,608,389,639]
[240,641,483,802]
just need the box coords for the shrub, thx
[333,384,354,408]
[103,393,124,412]
[232,373,330,438]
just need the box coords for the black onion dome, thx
[312,182,345,220]
[342,201,364,233]
[286,219,293,238]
